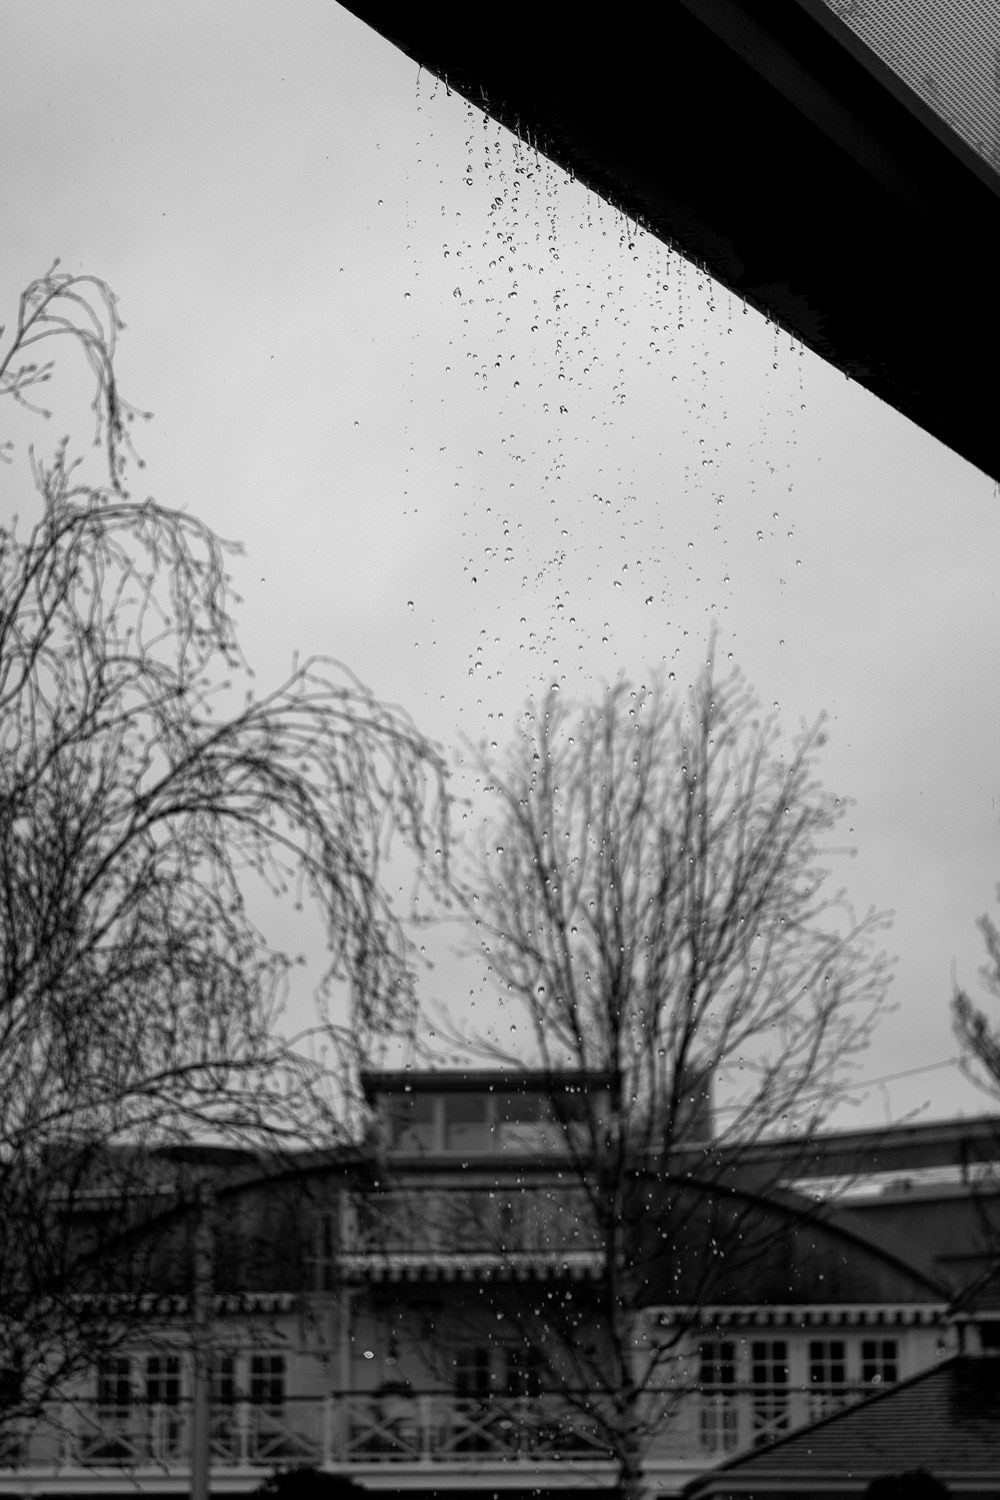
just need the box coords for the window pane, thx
[699,1340,738,1455]
[250,1354,285,1408]
[454,1347,491,1398]
[497,1093,545,1124]
[808,1339,846,1385]
[861,1338,898,1385]
[146,1355,181,1405]
[97,1357,131,1409]
[389,1094,436,1151]
[505,1346,543,1397]
[699,1340,736,1389]
[213,1354,236,1406]
[444,1094,489,1151]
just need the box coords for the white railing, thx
[0,1394,612,1474]
[0,1383,879,1476]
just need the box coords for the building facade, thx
[1,1071,998,1497]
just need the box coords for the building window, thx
[389,1093,436,1151]
[808,1338,847,1388]
[0,1357,23,1412]
[750,1339,789,1448]
[808,1338,848,1418]
[90,1356,135,1465]
[250,1354,285,1411]
[498,1192,522,1248]
[359,1190,424,1253]
[861,1338,898,1386]
[443,1094,489,1152]
[443,1188,492,1251]
[454,1346,491,1400]
[505,1345,543,1398]
[213,1353,237,1406]
[497,1092,561,1150]
[699,1339,738,1454]
[210,1354,239,1463]
[311,1208,339,1291]
[146,1354,183,1459]
[97,1355,132,1412]
[146,1354,182,1406]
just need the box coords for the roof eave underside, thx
[338,0,1000,484]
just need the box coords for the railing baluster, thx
[236,1399,251,1465]
[322,1394,336,1463]
[0,1384,886,1477]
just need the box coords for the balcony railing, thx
[0,1382,880,1477]
[0,1394,613,1474]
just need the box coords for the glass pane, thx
[389,1094,436,1151]
[444,1094,490,1151]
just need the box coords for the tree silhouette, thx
[448,660,891,1498]
[0,266,449,1421]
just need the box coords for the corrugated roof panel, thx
[823,0,1000,173]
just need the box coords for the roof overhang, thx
[656,1302,945,1328]
[339,0,1000,482]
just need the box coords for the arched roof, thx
[642,1173,951,1311]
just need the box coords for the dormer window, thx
[365,1069,615,1158]
[444,1094,489,1152]
[386,1091,563,1155]
[389,1093,436,1151]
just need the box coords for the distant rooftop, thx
[361,1067,618,1099]
[685,1353,1000,1495]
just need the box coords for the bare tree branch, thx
[0,268,450,1421]
[445,656,892,1497]
[954,912,1000,1093]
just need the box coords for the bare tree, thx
[455,661,891,1498]
[946,909,1000,1313]
[954,910,1000,1094]
[0,267,448,1418]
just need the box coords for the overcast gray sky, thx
[2,0,998,1128]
